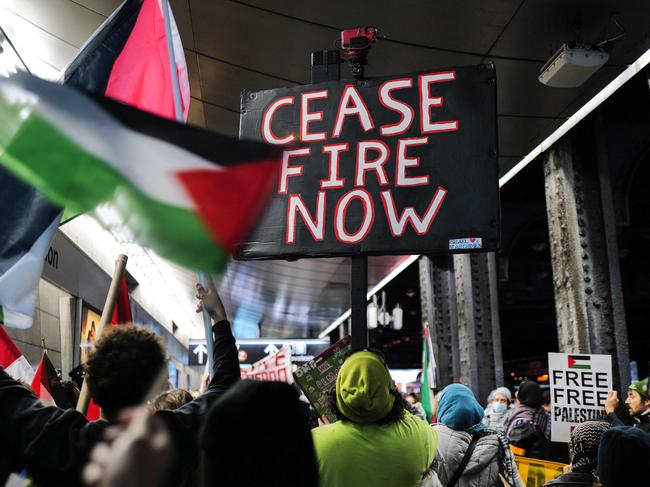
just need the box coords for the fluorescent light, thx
[500,45,650,187]
[319,255,418,338]
[320,45,650,338]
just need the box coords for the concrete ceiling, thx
[1,0,649,338]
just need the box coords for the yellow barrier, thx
[513,455,567,487]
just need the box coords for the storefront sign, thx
[237,64,498,259]
[548,352,612,442]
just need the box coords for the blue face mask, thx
[492,402,508,414]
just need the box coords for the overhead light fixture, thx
[539,44,608,88]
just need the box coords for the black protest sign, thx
[236,64,498,259]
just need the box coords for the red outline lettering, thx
[300,90,328,142]
[285,192,326,244]
[334,189,375,244]
[418,71,459,134]
[278,148,309,195]
[396,137,430,187]
[333,84,375,137]
[320,143,348,189]
[380,187,448,236]
[355,140,390,187]
[262,96,295,145]
[378,78,414,136]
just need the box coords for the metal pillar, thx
[419,255,460,388]
[453,253,499,401]
[544,125,629,389]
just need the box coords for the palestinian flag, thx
[0,73,281,272]
[568,355,591,370]
[31,351,69,407]
[421,325,437,423]
[0,169,61,328]
[64,0,190,121]
[0,325,34,383]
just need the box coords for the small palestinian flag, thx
[0,325,34,383]
[568,355,591,370]
[31,351,69,408]
[0,73,281,272]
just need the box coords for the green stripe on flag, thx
[0,111,227,271]
[0,306,4,323]
[570,364,591,370]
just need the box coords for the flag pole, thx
[76,254,128,415]
[161,0,216,378]
[161,0,183,122]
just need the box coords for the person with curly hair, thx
[0,280,239,487]
[85,325,167,420]
[312,349,438,487]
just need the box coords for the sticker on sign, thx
[449,237,482,250]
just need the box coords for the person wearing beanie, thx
[433,384,524,487]
[482,386,513,433]
[505,381,551,459]
[604,378,650,433]
[312,350,438,487]
[597,426,650,486]
[543,421,610,487]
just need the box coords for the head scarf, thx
[336,351,395,424]
[569,421,610,472]
[437,384,484,431]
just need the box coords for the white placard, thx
[548,352,613,442]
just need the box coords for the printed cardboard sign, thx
[548,352,613,442]
[293,335,352,423]
[237,64,499,259]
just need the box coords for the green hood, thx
[629,378,649,399]
[336,351,395,424]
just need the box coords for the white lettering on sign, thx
[548,352,612,443]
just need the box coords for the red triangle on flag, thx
[567,356,576,368]
[111,277,133,325]
[177,160,280,249]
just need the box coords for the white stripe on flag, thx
[6,355,35,384]
[0,215,59,329]
[1,74,219,210]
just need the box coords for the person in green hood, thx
[312,350,438,487]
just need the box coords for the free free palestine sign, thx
[236,64,499,259]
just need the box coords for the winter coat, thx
[432,424,524,487]
[482,407,511,434]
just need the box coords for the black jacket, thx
[0,320,239,487]
[543,471,596,487]
[605,410,650,433]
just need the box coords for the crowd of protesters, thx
[0,281,649,487]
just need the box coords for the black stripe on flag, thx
[88,92,282,167]
[0,167,61,273]
[568,355,591,361]
[64,0,144,95]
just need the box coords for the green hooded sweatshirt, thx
[312,351,438,487]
